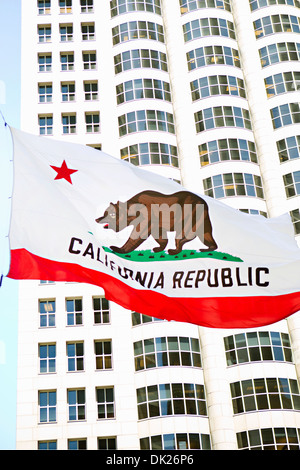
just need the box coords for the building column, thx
[199,327,237,450]
[231,0,287,218]
[287,313,300,383]
[231,0,300,383]
[96,0,120,159]
[161,0,204,194]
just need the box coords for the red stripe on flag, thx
[7,248,300,329]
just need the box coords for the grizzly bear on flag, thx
[95,190,218,255]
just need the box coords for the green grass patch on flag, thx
[103,247,243,263]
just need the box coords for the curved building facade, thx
[16,0,300,450]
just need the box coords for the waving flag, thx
[6,127,300,328]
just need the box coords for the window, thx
[96,388,115,419]
[259,42,300,68]
[118,109,175,136]
[241,210,267,219]
[39,115,53,135]
[121,142,179,167]
[203,173,264,199]
[85,112,100,133]
[112,21,164,45]
[39,391,56,423]
[237,427,300,450]
[39,343,56,373]
[80,0,94,12]
[140,432,211,450]
[249,0,300,11]
[95,340,113,370]
[116,78,171,104]
[68,389,86,421]
[283,170,300,198]
[60,24,73,41]
[84,81,98,100]
[290,208,300,235]
[265,71,300,98]
[137,383,207,420]
[133,336,201,371]
[191,75,246,101]
[194,106,252,133]
[83,51,97,69]
[271,102,300,129]
[93,297,110,324]
[187,45,241,71]
[59,0,72,14]
[66,298,83,325]
[39,299,55,326]
[183,18,235,42]
[224,331,293,366]
[60,52,74,71]
[81,23,95,41]
[254,14,300,40]
[38,0,51,15]
[38,25,51,42]
[98,437,117,450]
[62,114,76,134]
[199,138,257,166]
[132,311,163,325]
[110,0,162,17]
[67,342,84,371]
[114,48,168,74]
[38,441,57,450]
[87,143,102,151]
[38,83,52,103]
[68,439,87,450]
[61,82,75,101]
[180,0,231,14]
[39,114,54,135]
[38,53,52,72]
[277,135,300,163]
[230,377,300,414]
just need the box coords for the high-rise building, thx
[16,0,300,450]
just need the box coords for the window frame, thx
[62,113,77,134]
[93,297,110,324]
[38,25,52,43]
[67,388,86,421]
[67,341,84,372]
[94,340,113,370]
[60,52,75,71]
[96,387,115,419]
[61,81,76,102]
[39,390,57,423]
[39,343,56,373]
[38,53,52,72]
[66,298,83,326]
[39,299,56,327]
[38,0,51,15]
[38,83,53,103]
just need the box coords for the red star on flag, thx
[50,160,78,184]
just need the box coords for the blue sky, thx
[0,0,21,450]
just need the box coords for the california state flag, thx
[6,127,300,328]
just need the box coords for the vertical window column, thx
[160,0,203,193]
[199,328,237,449]
[230,0,288,216]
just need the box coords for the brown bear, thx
[95,190,218,255]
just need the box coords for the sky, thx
[0,0,21,450]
